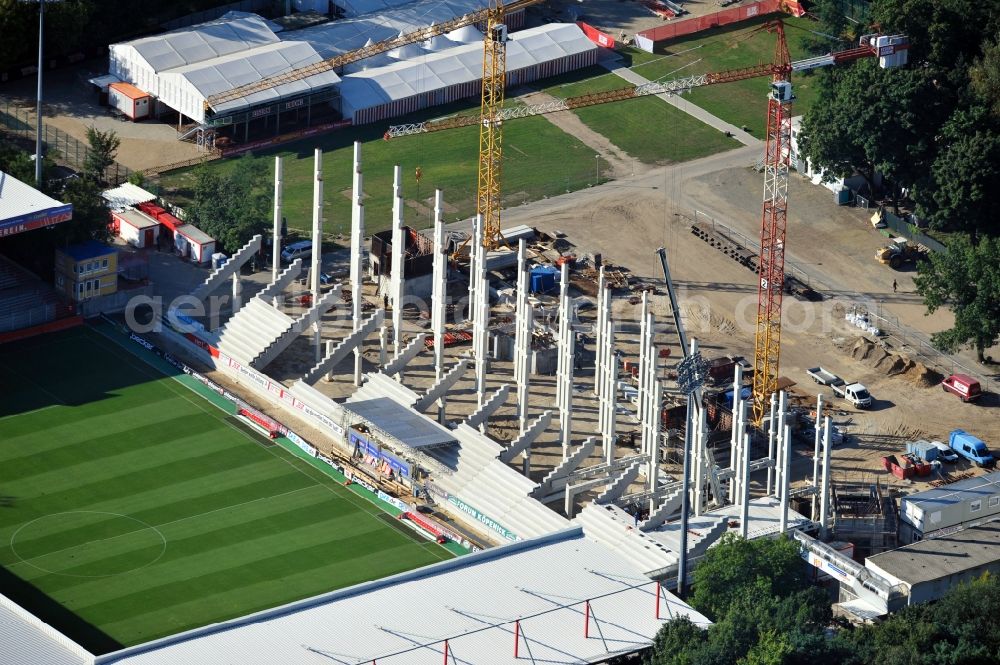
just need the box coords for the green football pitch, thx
[0,324,451,653]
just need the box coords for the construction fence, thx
[0,104,133,185]
[634,0,800,52]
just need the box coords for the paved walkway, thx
[599,57,764,148]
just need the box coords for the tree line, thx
[643,534,1000,665]
[0,0,279,73]
[800,0,1000,362]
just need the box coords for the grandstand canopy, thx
[0,171,72,238]
[95,528,711,665]
[344,396,456,449]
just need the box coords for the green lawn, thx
[159,99,606,238]
[0,325,449,653]
[630,15,826,136]
[540,66,740,165]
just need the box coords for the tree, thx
[57,176,111,245]
[740,630,793,665]
[913,105,1000,239]
[127,170,147,188]
[914,236,1000,362]
[804,0,850,55]
[690,534,808,621]
[971,31,1000,118]
[84,126,121,184]
[185,153,270,253]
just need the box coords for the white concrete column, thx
[431,190,447,422]
[739,430,751,539]
[729,364,743,503]
[693,405,707,516]
[272,155,283,307]
[774,390,788,499]
[557,261,574,454]
[231,272,242,314]
[820,415,833,539]
[310,148,324,362]
[779,394,791,533]
[601,277,617,466]
[350,142,366,386]
[811,394,824,520]
[324,339,335,382]
[766,391,777,495]
[517,304,533,432]
[390,164,405,352]
[648,380,663,502]
[378,324,388,366]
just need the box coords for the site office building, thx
[54,240,118,302]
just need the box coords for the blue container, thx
[530,266,558,293]
[724,387,752,408]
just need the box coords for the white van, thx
[281,240,312,264]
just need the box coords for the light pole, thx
[595,154,600,185]
[22,0,54,186]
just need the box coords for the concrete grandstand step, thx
[191,234,262,302]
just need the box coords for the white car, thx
[931,440,959,463]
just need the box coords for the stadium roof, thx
[0,593,93,665]
[867,520,1000,587]
[343,396,456,449]
[95,528,710,665]
[0,171,73,237]
[341,23,595,115]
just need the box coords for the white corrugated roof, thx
[95,529,710,665]
[340,23,596,116]
[101,183,157,211]
[0,171,69,222]
[119,15,280,73]
[161,40,340,113]
[0,593,93,665]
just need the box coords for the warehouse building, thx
[865,520,1000,606]
[898,471,1000,543]
[340,22,599,124]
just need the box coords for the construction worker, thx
[892,279,898,293]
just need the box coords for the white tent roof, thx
[284,0,490,60]
[445,24,483,43]
[118,15,280,73]
[95,529,710,665]
[341,23,595,116]
[161,40,340,114]
[388,42,426,59]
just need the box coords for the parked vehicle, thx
[949,429,995,468]
[940,374,982,402]
[831,382,873,408]
[807,367,843,386]
[281,240,312,264]
[930,440,959,463]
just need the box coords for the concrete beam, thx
[382,333,427,378]
[534,437,597,497]
[595,461,643,505]
[499,410,553,464]
[465,384,511,432]
[414,358,470,413]
[640,489,683,532]
[257,258,303,304]
[301,309,384,384]
[253,285,342,370]
[191,234,262,302]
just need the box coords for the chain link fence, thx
[0,103,133,185]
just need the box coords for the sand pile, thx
[848,337,942,388]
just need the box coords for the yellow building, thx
[54,241,118,302]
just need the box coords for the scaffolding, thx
[832,481,898,558]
